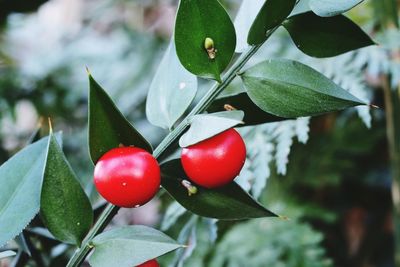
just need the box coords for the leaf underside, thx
[89,225,182,267]
[146,39,198,129]
[0,137,49,248]
[179,110,244,147]
[309,0,364,17]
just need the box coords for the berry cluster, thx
[94,128,246,207]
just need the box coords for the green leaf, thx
[161,159,277,220]
[247,0,296,45]
[283,12,375,58]
[40,133,93,246]
[89,225,182,267]
[240,59,366,118]
[0,250,16,259]
[179,111,244,147]
[309,0,364,17]
[0,137,49,248]
[208,92,284,126]
[234,0,264,52]
[174,0,236,82]
[146,39,197,130]
[88,73,152,163]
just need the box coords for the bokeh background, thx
[0,0,399,266]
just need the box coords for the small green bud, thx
[181,180,198,196]
[204,37,214,50]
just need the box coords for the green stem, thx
[382,76,400,265]
[67,28,276,267]
[152,43,262,159]
[67,203,118,267]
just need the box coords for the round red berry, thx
[181,128,246,188]
[94,147,160,208]
[136,259,159,267]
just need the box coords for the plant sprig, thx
[66,29,275,267]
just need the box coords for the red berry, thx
[136,259,159,267]
[94,147,160,208]
[181,128,246,188]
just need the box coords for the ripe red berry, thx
[94,147,160,208]
[181,128,246,188]
[136,259,159,267]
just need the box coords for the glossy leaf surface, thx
[161,159,277,220]
[174,0,236,81]
[88,73,152,163]
[40,133,93,245]
[283,12,374,58]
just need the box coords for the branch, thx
[66,27,277,267]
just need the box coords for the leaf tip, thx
[278,215,290,221]
[369,104,380,109]
[85,66,91,76]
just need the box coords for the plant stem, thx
[152,43,262,159]
[382,75,400,265]
[67,203,118,266]
[67,28,276,267]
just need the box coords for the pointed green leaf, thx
[179,111,244,147]
[161,159,277,220]
[40,133,93,246]
[208,92,285,126]
[88,74,152,163]
[234,0,264,52]
[309,0,364,17]
[0,137,49,248]
[247,0,296,45]
[283,12,374,58]
[146,39,198,129]
[240,59,366,118]
[89,225,182,267]
[174,0,236,81]
[0,251,16,259]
